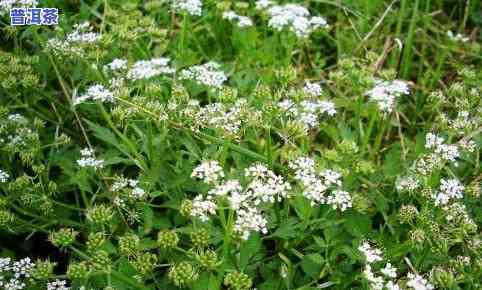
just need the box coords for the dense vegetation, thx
[0,0,481,289]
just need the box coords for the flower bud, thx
[86,204,114,225]
[180,199,193,216]
[190,228,210,248]
[86,232,106,253]
[157,230,179,250]
[31,260,55,281]
[224,271,253,290]
[67,261,89,281]
[168,261,199,287]
[132,252,158,277]
[49,228,77,248]
[398,205,418,224]
[92,250,111,269]
[118,233,140,257]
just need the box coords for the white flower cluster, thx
[0,114,37,152]
[172,0,202,16]
[46,22,101,56]
[234,207,268,240]
[0,257,34,290]
[425,133,460,162]
[111,177,146,207]
[358,242,434,290]
[191,195,217,222]
[0,169,9,183]
[414,132,463,175]
[289,157,352,211]
[179,62,227,88]
[190,161,291,239]
[366,79,410,113]
[442,202,476,228]
[74,84,115,105]
[406,273,434,290]
[191,160,225,185]
[127,58,175,80]
[190,99,252,137]
[358,241,383,264]
[104,58,128,72]
[47,279,70,290]
[303,81,323,97]
[395,176,420,193]
[432,178,464,206]
[447,30,469,43]
[241,163,292,206]
[222,11,253,28]
[66,22,101,43]
[448,111,476,134]
[278,99,336,130]
[261,3,328,37]
[0,0,37,15]
[255,0,273,10]
[76,148,104,169]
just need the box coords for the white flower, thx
[279,99,336,130]
[289,157,350,209]
[310,16,328,29]
[245,164,292,205]
[208,180,243,197]
[66,22,101,43]
[191,195,217,222]
[0,169,9,183]
[303,81,323,96]
[191,160,224,185]
[442,203,476,227]
[193,100,249,137]
[320,169,342,187]
[255,0,273,10]
[223,11,253,27]
[127,58,175,80]
[0,1,33,12]
[266,4,328,38]
[358,242,383,263]
[381,263,397,278]
[395,176,420,193]
[74,84,115,105]
[326,190,352,211]
[179,62,227,88]
[76,148,104,169]
[11,258,34,278]
[447,30,469,42]
[172,0,202,16]
[0,257,11,271]
[406,273,434,290]
[47,279,70,290]
[425,133,444,149]
[46,22,101,56]
[111,177,146,200]
[433,178,464,206]
[363,265,384,290]
[105,58,128,71]
[366,79,410,113]
[234,207,268,240]
[0,0,38,15]
[385,281,401,290]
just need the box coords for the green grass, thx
[0,0,481,289]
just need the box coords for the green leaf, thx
[272,217,299,239]
[143,207,154,235]
[239,234,262,269]
[300,253,323,279]
[342,212,372,238]
[291,195,312,220]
